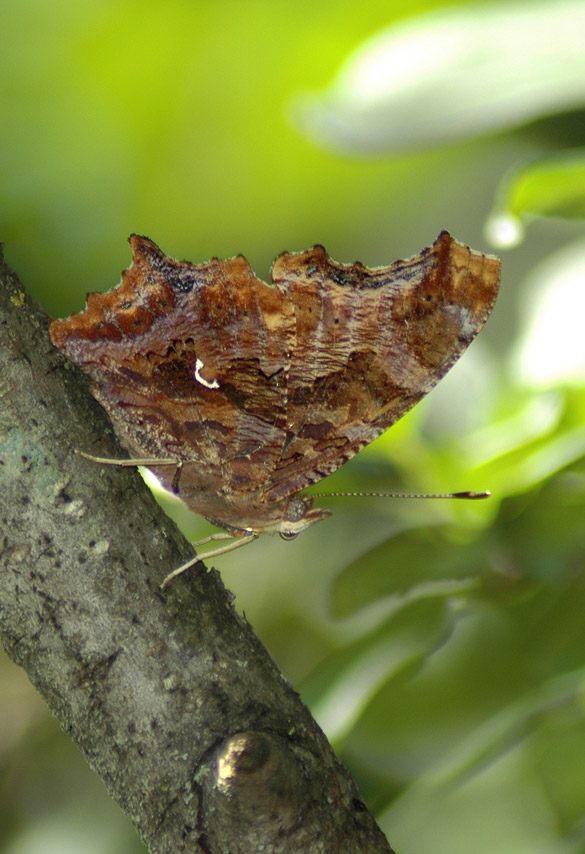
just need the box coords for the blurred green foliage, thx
[2,1,585,853]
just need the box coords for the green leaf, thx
[407,666,585,790]
[293,0,585,152]
[533,713,585,834]
[301,598,454,743]
[331,527,488,618]
[487,150,585,246]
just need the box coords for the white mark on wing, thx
[194,357,220,389]
[445,304,475,340]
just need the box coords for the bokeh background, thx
[2,1,585,852]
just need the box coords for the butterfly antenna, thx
[310,490,491,500]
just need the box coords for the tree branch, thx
[0,245,395,853]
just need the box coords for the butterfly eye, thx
[279,531,298,541]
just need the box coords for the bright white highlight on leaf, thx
[485,214,524,250]
[512,242,585,386]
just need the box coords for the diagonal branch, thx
[0,245,395,854]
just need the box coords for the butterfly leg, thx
[76,450,180,467]
[160,532,259,590]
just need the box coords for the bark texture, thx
[0,245,395,854]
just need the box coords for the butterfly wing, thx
[49,236,296,520]
[263,231,500,503]
[50,232,499,531]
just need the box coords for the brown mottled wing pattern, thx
[49,231,500,533]
[264,230,500,502]
[49,236,296,514]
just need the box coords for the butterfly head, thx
[276,495,332,540]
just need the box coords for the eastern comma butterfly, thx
[49,232,500,586]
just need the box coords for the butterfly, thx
[49,231,500,585]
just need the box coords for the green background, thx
[2,1,585,853]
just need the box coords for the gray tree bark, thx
[0,245,395,854]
